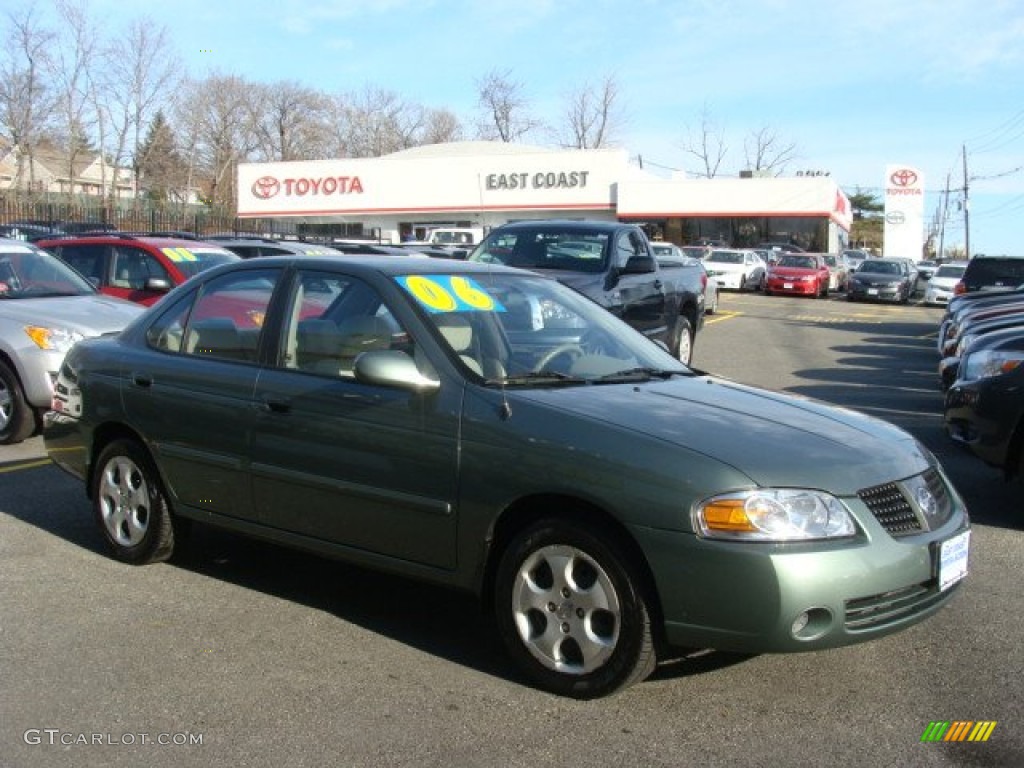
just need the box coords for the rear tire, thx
[670,316,694,365]
[494,518,657,699]
[0,360,36,445]
[92,439,177,564]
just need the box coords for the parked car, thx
[954,254,1024,297]
[756,242,806,254]
[938,310,1024,390]
[703,248,767,292]
[0,237,143,443]
[847,258,915,303]
[763,253,831,298]
[915,260,940,282]
[205,235,349,259]
[843,249,870,271]
[651,241,719,315]
[945,327,1024,484]
[37,233,240,306]
[823,253,851,292]
[939,295,1024,359]
[924,262,968,306]
[45,254,970,698]
[468,220,707,364]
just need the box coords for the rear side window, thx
[963,258,1024,290]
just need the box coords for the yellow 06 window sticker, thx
[397,275,506,313]
[161,247,198,262]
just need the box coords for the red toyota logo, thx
[252,176,281,200]
[889,169,918,187]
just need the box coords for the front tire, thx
[0,360,36,445]
[92,439,177,564]
[495,519,656,699]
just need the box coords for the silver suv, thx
[0,237,143,443]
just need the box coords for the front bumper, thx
[708,271,743,290]
[632,491,969,654]
[766,278,817,295]
[849,283,904,302]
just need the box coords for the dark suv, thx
[36,233,239,306]
[955,254,1024,296]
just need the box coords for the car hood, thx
[511,374,929,494]
[0,294,143,334]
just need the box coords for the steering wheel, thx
[533,343,585,372]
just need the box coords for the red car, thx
[37,233,239,306]
[764,253,831,298]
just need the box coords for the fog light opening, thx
[790,607,833,641]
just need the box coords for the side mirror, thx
[621,254,656,275]
[353,350,440,393]
[145,277,172,293]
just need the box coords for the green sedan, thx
[44,255,970,699]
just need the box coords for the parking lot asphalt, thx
[1,289,1022,768]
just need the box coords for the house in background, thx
[0,141,136,200]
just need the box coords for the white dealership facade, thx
[236,141,853,251]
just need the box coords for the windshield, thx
[934,265,966,279]
[859,260,899,274]
[468,228,610,274]
[394,271,688,384]
[0,242,96,298]
[777,255,817,269]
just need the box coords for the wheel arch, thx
[479,493,666,645]
[87,422,158,500]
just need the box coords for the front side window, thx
[279,271,411,378]
[112,246,171,289]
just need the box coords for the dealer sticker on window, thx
[938,530,970,591]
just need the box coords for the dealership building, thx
[236,141,853,251]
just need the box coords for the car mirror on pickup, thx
[621,255,656,275]
[353,349,441,393]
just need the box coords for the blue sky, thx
[58,1,1024,254]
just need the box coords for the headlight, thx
[24,325,84,353]
[800,275,815,282]
[961,349,1024,381]
[693,489,856,541]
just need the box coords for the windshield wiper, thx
[497,371,588,387]
[595,367,688,383]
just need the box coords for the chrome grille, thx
[859,482,922,535]
[845,580,958,631]
[858,468,953,537]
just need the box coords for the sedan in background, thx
[823,253,851,292]
[924,262,968,307]
[0,237,143,443]
[703,248,767,291]
[847,259,915,303]
[763,253,831,297]
[45,255,969,699]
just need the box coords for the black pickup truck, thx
[467,219,707,364]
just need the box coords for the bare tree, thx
[557,75,623,149]
[175,74,258,208]
[95,17,181,204]
[679,104,728,178]
[474,68,542,143]
[50,0,100,201]
[0,5,56,194]
[419,108,463,146]
[337,86,426,158]
[743,125,797,176]
[249,80,335,162]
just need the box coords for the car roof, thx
[489,219,631,233]
[200,253,527,279]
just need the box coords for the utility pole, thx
[962,144,970,259]
[938,173,950,261]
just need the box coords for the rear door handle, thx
[257,396,291,414]
[130,372,153,388]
